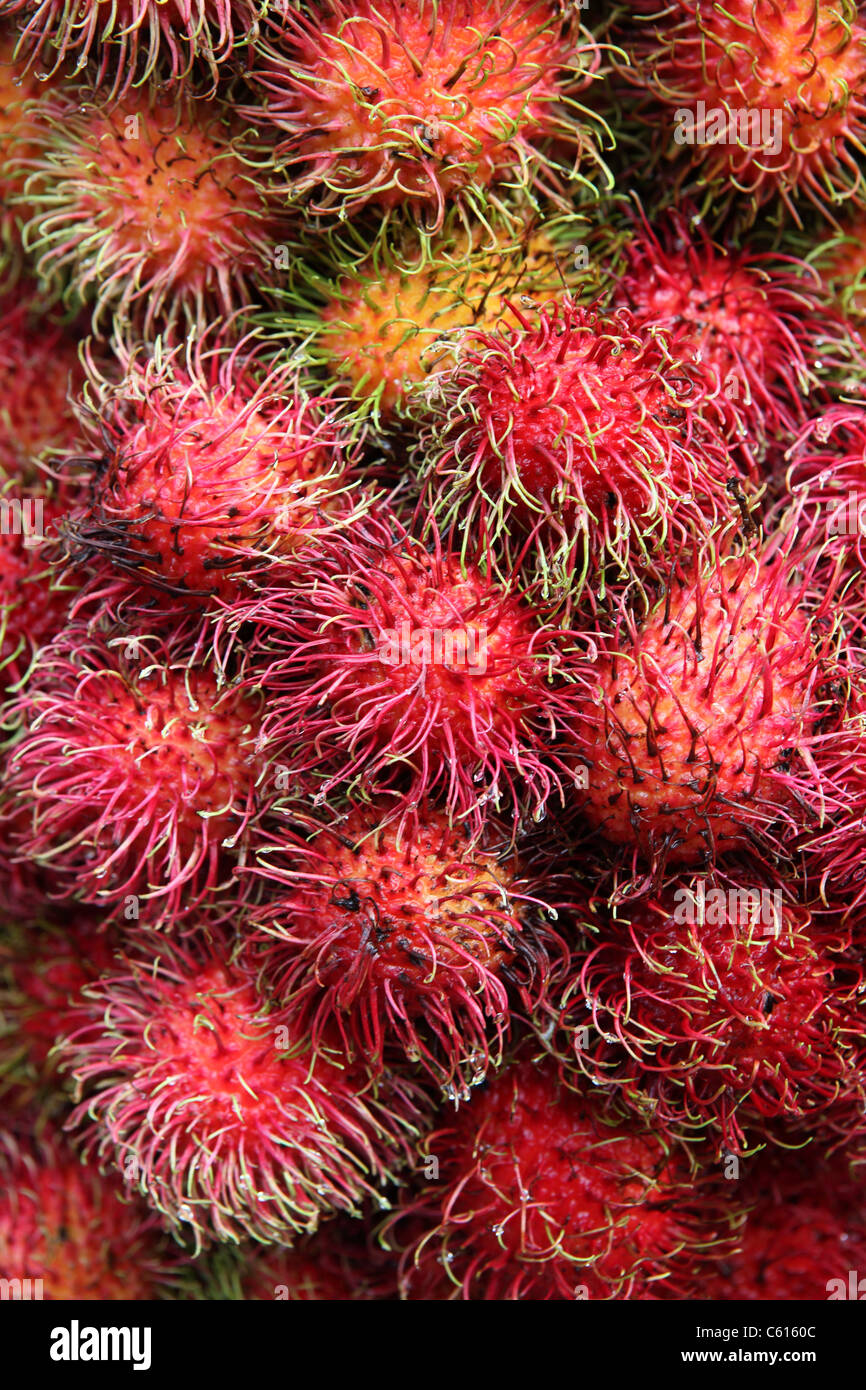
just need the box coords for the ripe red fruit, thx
[64,336,360,601]
[221,513,583,832]
[420,299,739,597]
[554,884,865,1154]
[628,0,866,224]
[611,207,838,467]
[248,0,608,225]
[786,406,866,621]
[251,799,567,1089]
[3,0,261,98]
[702,1150,866,1300]
[0,1126,177,1299]
[0,287,87,482]
[19,90,288,333]
[2,628,269,925]
[0,915,117,1107]
[0,492,73,691]
[570,529,842,875]
[385,1050,741,1299]
[58,933,428,1250]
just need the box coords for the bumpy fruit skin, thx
[2,629,268,925]
[0,493,73,690]
[0,915,117,1107]
[629,0,866,224]
[18,90,286,333]
[222,512,583,833]
[2,0,262,97]
[252,801,566,1089]
[385,1051,740,1299]
[63,336,357,600]
[58,934,428,1251]
[247,0,608,224]
[556,886,865,1154]
[0,288,87,482]
[421,300,739,597]
[612,207,840,467]
[0,1127,177,1299]
[571,532,841,874]
[786,406,866,616]
[702,1151,866,1300]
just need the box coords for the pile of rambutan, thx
[3,0,866,1311]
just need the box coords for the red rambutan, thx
[569,526,844,877]
[18,88,288,333]
[0,286,87,483]
[57,932,428,1249]
[2,627,270,925]
[0,492,74,691]
[419,299,742,597]
[247,0,611,226]
[384,1048,741,1299]
[552,882,866,1154]
[250,798,567,1089]
[62,334,362,601]
[628,0,866,225]
[0,1125,178,1299]
[2,0,262,97]
[219,512,584,832]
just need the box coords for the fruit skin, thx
[57,932,429,1251]
[219,510,585,835]
[17,89,287,334]
[627,0,866,226]
[611,206,839,468]
[570,526,844,878]
[0,491,75,692]
[701,1149,866,1300]
[62,334,360,601]
[3,0,262,98]
[2,626,270,927]
[0,286,87,483]
[251,799,569,1090]
[0,1125,178,1299]
[247,0,610,225]
[384,1048,742,1300]
[550,883,865,1155]
[419,299,740,599]
[0,914,118,1108]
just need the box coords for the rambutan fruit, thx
[702,1148,866,1300]
[552,883,866,1154]
[611,206,840,467]
[0,286,87,484]
[18,89,289,334]
[0,915,118,1107]
[0,25,58,272]
[57,932,428,1249]
[250,798,568,1089]
[813,215,866,341]
[247,0,611,226]
[2,627,271,925]
[569,526,844,878]
[785,406,866,618]
[220,512,584,833]
[198,1218,394,1299]
[265,206,601,422]
[2,0,262,98]
[384,1048,742,1299]
[0,492,75,691]
[419,299,741,598]
[62,334,363,602]
[0,1125,178,1299]
[627,0,866,226]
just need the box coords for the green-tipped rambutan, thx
[62,334,363,601]
[18,88,288,333]
[58,932,428,1250]
[251,798,568,1090]
[552,883,866,1154]
[247,0,612,226]
[419,299,742,598]
[3,0,263,97]
[218,511,584,834]
[2,626,270,925]
[627,0,866,226]
[384,1048,742,1299]
[0,1125,178,1298]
